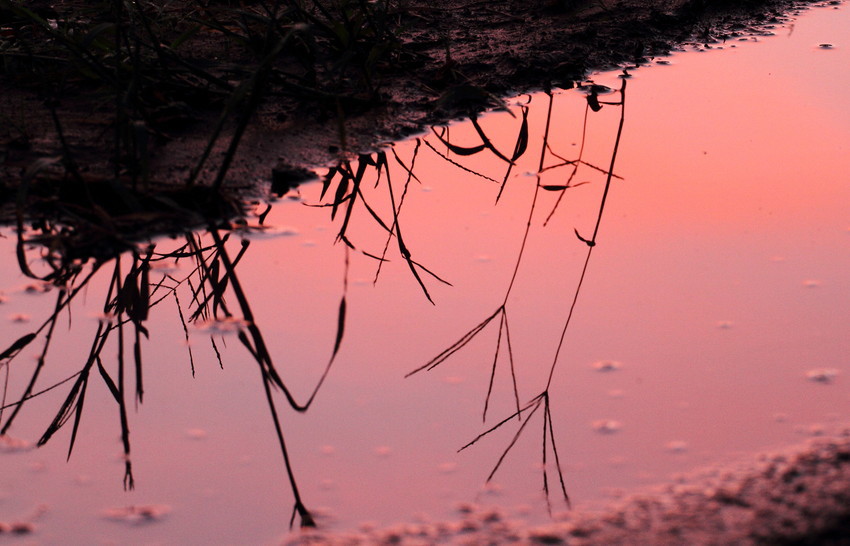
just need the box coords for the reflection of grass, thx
[1,74,626,529]
[0,216,357,527]
[406,80,628,513]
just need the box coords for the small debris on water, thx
[794,423,827,436]
[8,313,30,323]
[715,320,734,329]
[664,440,689,453]
[194,317,249,335]
[438,462,458,474]
[0,435,34,453]
[805,368,839,383]
[818,43,834,48]
[102,504,171,525]
[592,420,622,434]
[592,360,622,372]
[480,482,503,496]
[184,428,208,440]
[22,283,50,294]
[236,224,300,239]
[802,279,821,288]
[91,312,117,325]
[0,521,35,534]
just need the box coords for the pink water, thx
[0,3,848,543]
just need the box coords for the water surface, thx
[0,3,848,543]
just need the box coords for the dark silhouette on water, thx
[0,75,627,530]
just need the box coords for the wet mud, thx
[287,432,850,544]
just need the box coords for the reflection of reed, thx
[1,76,627,530]
[0,220,334,527]
[406,79,628,512]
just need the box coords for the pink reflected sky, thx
[0,3,848,543]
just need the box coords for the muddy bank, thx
[284,431,850,544]
[0,0,824,203]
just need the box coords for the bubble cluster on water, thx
[805,368,839,383]
[102,504,171,525]
[592,360,622,372]
[193,317,250,335]
[665,441,689,454]
[0,435,34,454]
[592,420,623,434]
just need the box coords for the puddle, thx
[1,2,848,543]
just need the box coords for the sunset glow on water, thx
[0,3,848,543]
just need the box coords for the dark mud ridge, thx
[0,0,827,205]
[286,431,850,544]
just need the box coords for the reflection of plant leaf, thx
[0,333,37,361]
[320,166,339,200]
[332,296,346,358]
[423,139,499,184]
[510,107,529,162]
[406,306,502,377]
[459,394,542,452]
[483,309,521,423]
[430,127,486,156]
[331,170,350,220]
[497,107,530,202]
[96,358,121,403]
[484,399,541,483]
[470,116,513,164]
[543,396,571,510]
[574,228,595,247]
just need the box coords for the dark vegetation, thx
[0,0,814,245]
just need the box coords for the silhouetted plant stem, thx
[545,78,626,391]
[0,289,64,433]
[259,364,316,529]
[206,227,317,528]
[410,78,627,511]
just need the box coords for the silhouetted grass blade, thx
[574,228,595,247]
[333,297,346,358]
[470,116,513,164]
[0,333,37,361]
[96,359,121,403]
[510,107,529,162]
[431,127,486,156]
[405,307,502,377]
